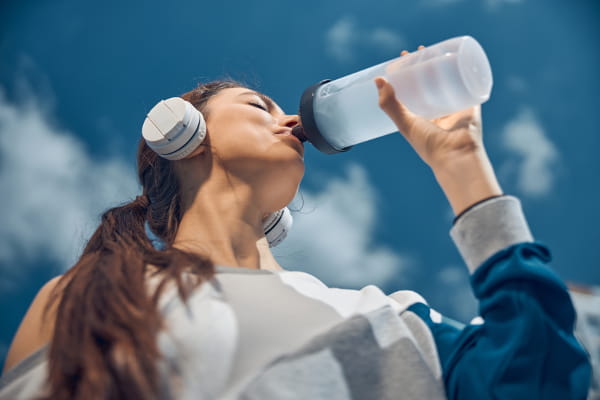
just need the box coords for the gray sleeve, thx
[449,195,534,273]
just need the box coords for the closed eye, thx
[249,102,269,112]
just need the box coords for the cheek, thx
[207,122,279,163]
[209,130,274,160]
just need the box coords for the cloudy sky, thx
[1,0,598,366]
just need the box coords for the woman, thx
[0,61,591,398]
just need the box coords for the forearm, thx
[432,149,503,216]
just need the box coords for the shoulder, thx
[3,275,63,373]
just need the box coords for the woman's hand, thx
[374,75,483,171]
[374,48,503,216]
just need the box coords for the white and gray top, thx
[0,196,592,399]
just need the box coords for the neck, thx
[173,181,283,271]
[256,237,284,271]
[173,192,262,269]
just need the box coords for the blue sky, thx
[1,0,599,367]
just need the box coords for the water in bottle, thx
[297,36,493,154]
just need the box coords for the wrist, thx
[432,150,503,216]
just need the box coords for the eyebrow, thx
[237,91,277,111]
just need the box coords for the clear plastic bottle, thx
[298,36,493,154]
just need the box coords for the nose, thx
[278,114,308,142]
[276,114,307,142]
[278,114,300,129]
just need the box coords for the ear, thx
[142,97,207,160]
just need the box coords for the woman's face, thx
[201,87,305,210]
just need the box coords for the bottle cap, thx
[299,80,352,154]
[291,125,307,142]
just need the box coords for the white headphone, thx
[142,97,293,247]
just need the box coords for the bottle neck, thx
[298,79,352,154]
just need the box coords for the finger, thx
[401,46,425,57]
[469,105,482,132]
[374,77,416,138]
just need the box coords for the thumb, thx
[374,77,417,139]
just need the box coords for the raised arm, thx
[374,76,592,399]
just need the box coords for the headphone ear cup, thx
[142,97,207,160]
[263,207,293,247]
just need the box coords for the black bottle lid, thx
[298,80,352,154]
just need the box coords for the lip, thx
[275,130,305,154]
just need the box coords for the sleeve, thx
[408,196,592,400]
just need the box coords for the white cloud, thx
[325,17,406,63]
[501,107,559,197]
[0,87,138,273]
[273,165,410,289]
[367,28,405,52]
[326,17,354,63]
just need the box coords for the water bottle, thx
[297,36,493,154]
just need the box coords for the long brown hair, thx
[43,81,242,399]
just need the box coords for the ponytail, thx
[45,189,214,399]
[45,197,156,399]
[42,81,240,399]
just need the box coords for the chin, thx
[262,167,303,212]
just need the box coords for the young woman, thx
[0,65,591,398]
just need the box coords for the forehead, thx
[209,87,284,114]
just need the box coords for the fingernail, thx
[375,79,384,89]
